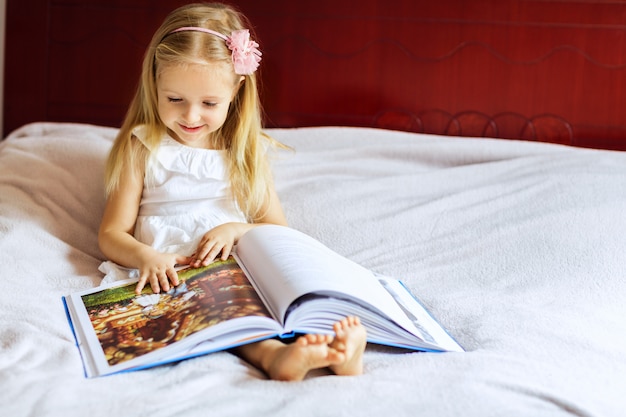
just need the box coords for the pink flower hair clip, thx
[170,27,262,75]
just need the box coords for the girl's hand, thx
[135,249,192,295]
[191,222,252,267]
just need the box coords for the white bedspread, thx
[1,123,625,417]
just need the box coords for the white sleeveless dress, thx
[99,126,247,282]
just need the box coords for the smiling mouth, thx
[179,124,204,133]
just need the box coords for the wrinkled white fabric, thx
[2,123,626,417]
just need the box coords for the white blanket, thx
[1,122,625,417]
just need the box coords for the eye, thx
[203,102,218,107]
[168,97,182,103]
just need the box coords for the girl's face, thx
[157,62,241,148]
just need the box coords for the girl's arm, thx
[98,152,190,294]
[255,181,289,226]
[191,181,287,267]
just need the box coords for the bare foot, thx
[237,335,345,381]
[329,316,367,376]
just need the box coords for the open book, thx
[63,225,463,377]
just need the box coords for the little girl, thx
[98,2,366,381]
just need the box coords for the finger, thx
[201,244,225,266]
[220,242,233,260]
[194,241,217,265]
[157,270,171,293]
[186,252,198,268]
[149,273,162,294]
[195,240,215,262]
[167,267,180,287]
[190,252,204,268]
[135,273,149,295]
[176,255,194,267]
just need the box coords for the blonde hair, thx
[105,2,283,221]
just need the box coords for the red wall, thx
[5,0,626,149]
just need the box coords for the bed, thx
[2,1,626,416]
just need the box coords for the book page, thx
[66,258,281,377]
[235,225,419,334]
[378,277,464,352]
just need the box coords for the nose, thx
[182,104,201,124]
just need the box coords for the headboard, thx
[5,0,626,150]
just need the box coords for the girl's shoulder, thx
[130,125,178,153]
[131,125,157,148]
